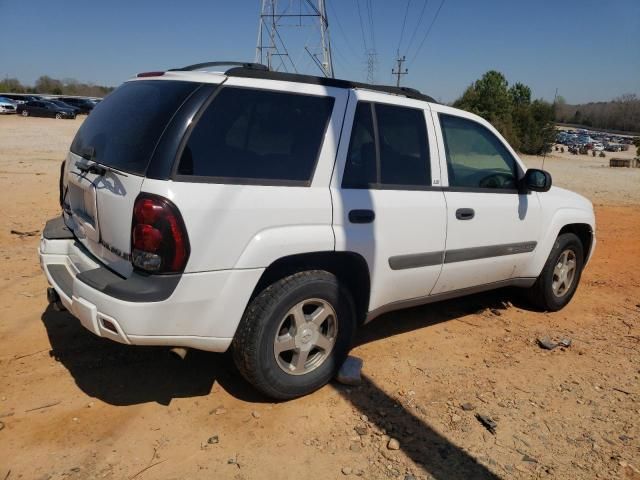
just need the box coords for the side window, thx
[342,103,376,188]
[376,104,430,187]
[178,87,334,184]
[342,102,430,189]
[439,114,517,190]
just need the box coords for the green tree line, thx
[0,75,114,98]
[452,71,555,155]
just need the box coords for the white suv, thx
[40,62,596,399]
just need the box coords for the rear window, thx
[177,87,335,185]
[70,80,199,176]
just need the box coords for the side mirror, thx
[522,168,552,192]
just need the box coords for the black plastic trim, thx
[170,61,268,72]
[47,264,73,298]
[76,267,180,303]
[348,209,375,224]
[43,216,74,240]
[444,242,537,264]
[389,251,443,270]
[387,241,538,270]
[455,208,475,220]
[441,186,522,194]
[366,277,537,321]
[146,83,220,180]
[225,67,438,103]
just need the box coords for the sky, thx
[0,0,638,104]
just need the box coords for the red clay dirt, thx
[0,116,639,480]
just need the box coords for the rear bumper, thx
[39,217,263,352]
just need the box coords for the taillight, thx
[131,193,190,273]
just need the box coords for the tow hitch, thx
[46,287,66,312]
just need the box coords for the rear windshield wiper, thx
[75,147,128,177]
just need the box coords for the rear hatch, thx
[62,79,202,277]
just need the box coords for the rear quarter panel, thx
[141,79,350,272]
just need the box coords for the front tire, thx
[55,113,62,119]
[21,110,29,117]
[526,233,584,311]
[232,270,356,400]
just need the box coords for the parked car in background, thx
[0,96,17,114]
[0,94,42,104]
[58,97,95,114]
[17,100,76,119]
[46,99,81,115]
[592,143,604,151]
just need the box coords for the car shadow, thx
[40,305,268,406]
[355,287,524,347]
[336,373,501,479]
[41,287,525,407]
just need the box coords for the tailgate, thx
[60,79,206,277]
[64,151,144,277]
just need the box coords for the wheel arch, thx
[249,251,371,324]
[558,223,594,263]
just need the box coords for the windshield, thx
[70,80,200,175]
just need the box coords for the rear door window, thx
[70,80,199,176]
[342,101,430,189]
[177,87,335,185]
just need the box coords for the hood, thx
[547,186,593,212]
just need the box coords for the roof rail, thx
[224,67,437,103]
[169,61,268,72]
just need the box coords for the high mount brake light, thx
[136,71,165,78]
[131,194,190,273]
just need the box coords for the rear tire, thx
[232,270,356,400]
[55,113,62,119]
[21,110,28,117]
[526,233,584,311]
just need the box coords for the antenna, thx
[392,53,408,87]
[255,0,334,78]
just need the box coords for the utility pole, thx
[392,54,408,87]
[255,0,334,78]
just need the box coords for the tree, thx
[510,82,531,106]
[34,76,64,95]
[453,71,555,155]
[0,77,26,93]
[454,70,512,124]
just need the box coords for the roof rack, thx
[225,67,437,103]
[169,61,268,72]
[167,61,436,103]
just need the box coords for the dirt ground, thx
[0,115,639,480]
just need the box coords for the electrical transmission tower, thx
[366,50,377,84]
[255,0,334,78]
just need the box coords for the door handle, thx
[349,209,375,224]
[456,208,475,220]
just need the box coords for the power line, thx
[408,0,446,66]
[366,0,376,51]
[326,0,361,61]
[404,0,429,59]
[397,0,412,53]
[355,0,368,52]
